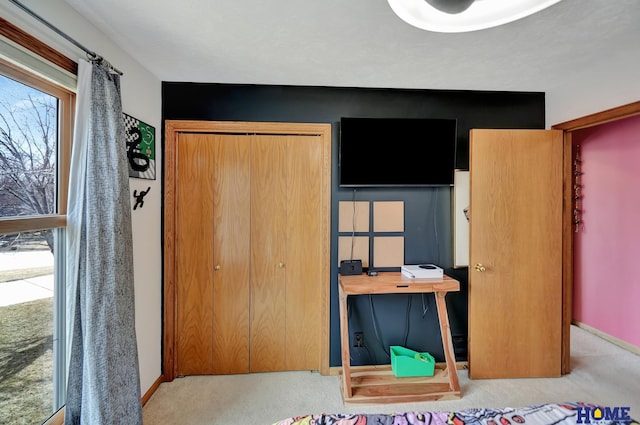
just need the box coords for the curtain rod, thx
[9,0,123,75]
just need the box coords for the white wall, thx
[546,63,640,127]
[0,0,162,395]
[544,33,640,126]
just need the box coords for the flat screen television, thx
[339,117,457,187]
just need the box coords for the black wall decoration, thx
[162,82,545,367]
[132,187,151,210]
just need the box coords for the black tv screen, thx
[339,117,457,187]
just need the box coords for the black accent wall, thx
[162,83,545,367]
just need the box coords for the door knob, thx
[474,263,486,272]
[279,262,285,268]
[214,264,221,271]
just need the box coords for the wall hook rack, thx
[573,145,583,232]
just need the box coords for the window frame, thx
[0,58,74,229]
[0,17,77,76]
[0,18,76,425]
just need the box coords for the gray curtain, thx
[65,60,142,425]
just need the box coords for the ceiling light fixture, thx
[387,0,564,33]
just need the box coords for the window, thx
[0,56,74,424]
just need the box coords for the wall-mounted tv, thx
[339,117,457,187]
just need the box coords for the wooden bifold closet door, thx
[249,134,324,372]
[172,123,328,377]
[176,133,251,375]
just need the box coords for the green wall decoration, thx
[123,113,155,180]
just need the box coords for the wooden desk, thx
[338,272,461,403]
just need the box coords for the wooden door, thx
[249,135,288,372]
[284,135,323,370]
[248,134,324,372]
[175,133,251,375]
[176,133,215,375]
[211,134,251,374]
[468,129,564,378]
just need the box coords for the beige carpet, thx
[143,326,640,425]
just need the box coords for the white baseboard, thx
[573,320,640,356]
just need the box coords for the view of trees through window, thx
[0,70,62,424]
[0,73,58,247]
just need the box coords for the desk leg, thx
[338,285,352,399]
[435,291,460,393]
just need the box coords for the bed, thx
[273,402,638,425]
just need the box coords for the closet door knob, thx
[214,264,221,271]
[279,262,285,268]
[474,263,486,272]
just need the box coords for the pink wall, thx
[572,114,640,348]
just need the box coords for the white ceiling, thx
[61,0,640,122]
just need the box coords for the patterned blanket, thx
[273,402,638,425]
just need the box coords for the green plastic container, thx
[390,345,435,377]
